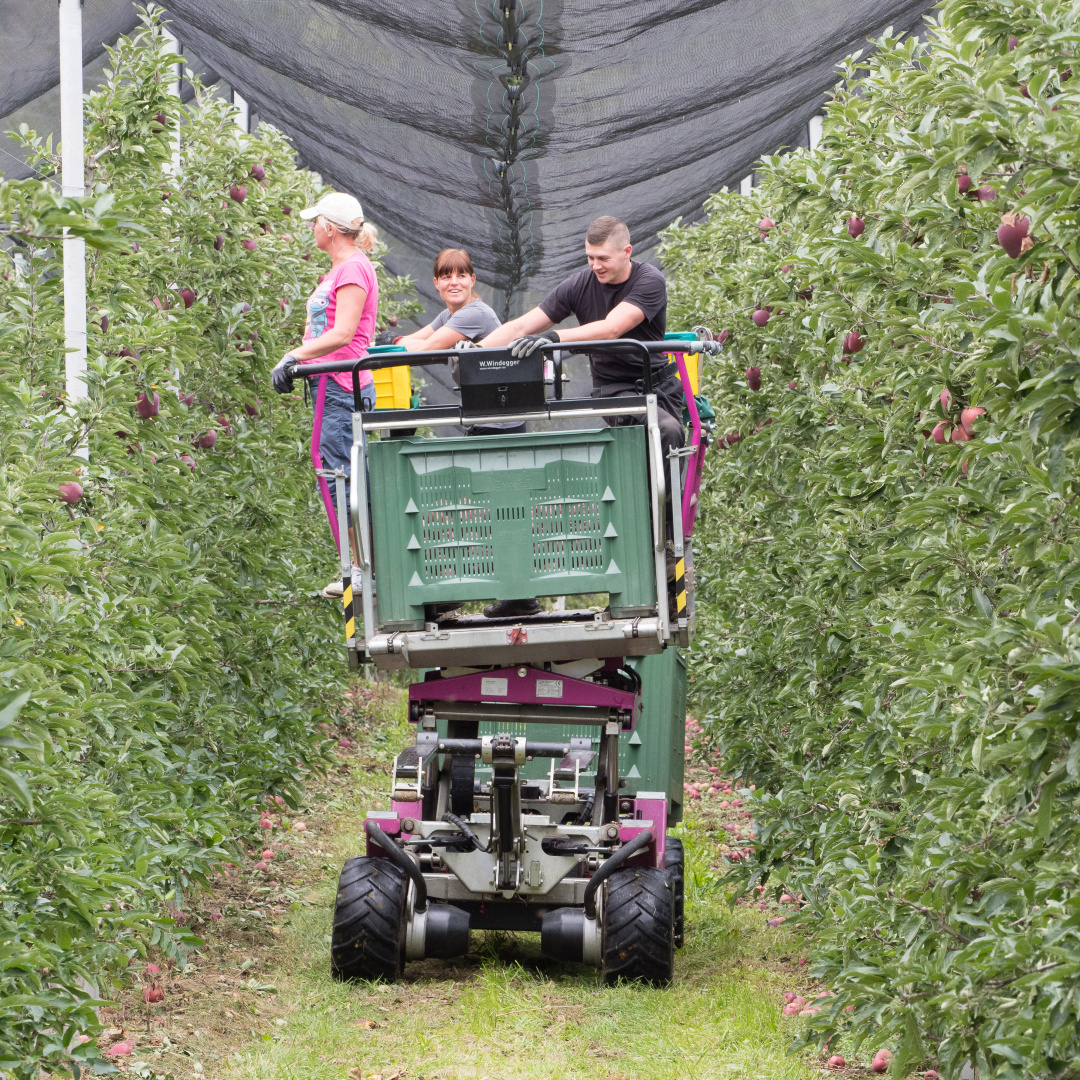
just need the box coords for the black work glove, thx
[272,354,297,394]
[508,329,559,358]
[374,330,402,347]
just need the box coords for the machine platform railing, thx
[289,337,716,669]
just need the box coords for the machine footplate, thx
[368,615,664,670]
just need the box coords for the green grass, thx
[211,687,819,1080]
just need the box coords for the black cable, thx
[583,829,654,920]
[364,819,428,912]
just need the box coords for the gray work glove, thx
[272,353,298,394]
[508,330,560,358]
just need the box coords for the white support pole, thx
[808,114,824,151]
[233,90,250,132]
[59,0,87,408]
[161,27,182,173]
[739,174,753,197]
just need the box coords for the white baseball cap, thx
[300,192,365,230]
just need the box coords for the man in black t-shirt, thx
[481,215,685,454]
[479,216,686,619]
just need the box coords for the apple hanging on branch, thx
[997,212,1032,258]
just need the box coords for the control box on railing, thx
[368,427,656,631]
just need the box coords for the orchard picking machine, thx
[292,331,716,985]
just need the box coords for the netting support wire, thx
[161,27,182,173]
[59,0,88,441]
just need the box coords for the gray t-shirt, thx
[431,299,501,342]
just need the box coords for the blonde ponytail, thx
[330,217,380,251]
[354,220,379,251]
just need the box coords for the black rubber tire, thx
[664,838,685,949]
[601,865,675,986]
[330,856,407,982]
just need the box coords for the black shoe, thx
[483,598,541,619]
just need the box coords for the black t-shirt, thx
[539,260,667,383]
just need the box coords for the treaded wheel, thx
[664,838,685,948]
[601,865,675,986]
[330,856,407,982]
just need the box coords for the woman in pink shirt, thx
[271,191,379,596]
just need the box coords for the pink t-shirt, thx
[302,251,379,392]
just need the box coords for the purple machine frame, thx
[409,662,640,728]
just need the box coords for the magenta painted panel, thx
[627,797,668,866]
[409,665,639,727]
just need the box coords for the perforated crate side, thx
[368,427,655,627]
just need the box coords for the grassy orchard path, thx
[96,685,836,1080]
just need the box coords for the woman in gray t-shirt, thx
[374,247,521,436]
[378,247,500,349]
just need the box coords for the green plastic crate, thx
[368,427,656,628]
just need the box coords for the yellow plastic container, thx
[366,344,413,410]
[371,362,412,410]
[663,333,701,396]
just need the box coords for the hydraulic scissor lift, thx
[292,334,715,983]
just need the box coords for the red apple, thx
[242,239,258,251]
[213,235,225,251]
[932,422,951,444]
[872,1050,893,1074]
[940,388,952,412]
[752,308,770,327]
[1008,35,1019,50]
[230,185,248,203]
[746,367,762,391]
[958,174,973,194]
[178,391,195,407]
[59,482,83,505]
[976,185,997,201]
[195,430,217,450]
[925,1071,941,1079]
[281,205,292,215]
[136,391,160,419]
[254,860,268,872]
[250,164,266,181]
[758,217,775,235]
[997,213,1031,258]
[143,985,165,1004]
[99,314,109,332]
[828,1056,846,1069]
[960,406,986,431]
[120,346,137,361]
[1020,83,1031,99]
[106,1042,133,1057]
[245,399,261,417]
[847,216,865,238]
[178,288,195,309]
[788,380,797,390]
[717,329,731,345]
[842,331,865,354]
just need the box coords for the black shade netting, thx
[2,0,936,311]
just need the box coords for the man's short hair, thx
[586,215,631,248]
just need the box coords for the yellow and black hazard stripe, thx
[674,557,686,617]
[343,578,355,641]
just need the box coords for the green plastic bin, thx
[368,426,656,629]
